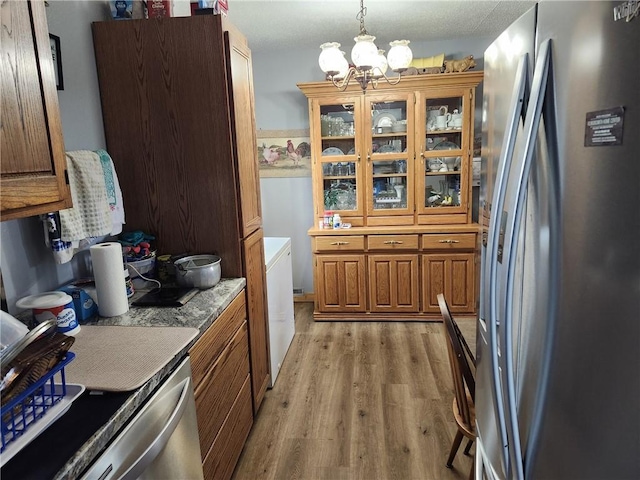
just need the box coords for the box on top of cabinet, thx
[111,1,133,19]
[148,0,171,18]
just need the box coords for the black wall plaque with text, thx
[584,107,625,146]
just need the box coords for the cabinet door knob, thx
[366,151,371,162]
[438,239,460,244]
[330,241,349,246]
[383,240,403,245]
[357,152,361,163]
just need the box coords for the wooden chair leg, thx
[446,430,464,468]
[464,438,474,456]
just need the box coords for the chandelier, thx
[318,0,413,92]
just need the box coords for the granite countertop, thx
[3,278,246,480]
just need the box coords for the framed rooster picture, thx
[257,129,312,178]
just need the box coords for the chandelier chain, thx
[356,0,368,35]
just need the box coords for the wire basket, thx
[1,352,75,453]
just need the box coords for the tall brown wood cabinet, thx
[1,0,71,221]
[91,15,270,418]
[299,73,482,320]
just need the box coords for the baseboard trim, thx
[294,293,315,303]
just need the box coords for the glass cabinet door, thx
[364,94,414,218]
[315,97,363,218]
[416,91,471,218]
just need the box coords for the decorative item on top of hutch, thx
[299,71,483,321]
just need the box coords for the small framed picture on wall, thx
[49,34,63,90]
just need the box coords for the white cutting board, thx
[65,326,198,391]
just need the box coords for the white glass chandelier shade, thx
[387,40,413,71]
[371,49,388,78]
[351,34,378,70]
[317,1,413,91]
[333,51,350,79]
[319,42,345,74]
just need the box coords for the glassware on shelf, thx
[323,162,356,177]
[325,181,356,211]
[372,175,407,209]
[320,115,354,137]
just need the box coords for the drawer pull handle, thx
[383,240,403,245]
[330,241,350,246]
[439,239,460,244]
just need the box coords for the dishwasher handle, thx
[120,377,191,480]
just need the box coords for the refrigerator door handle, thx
[501,38,558,480]
[485,52,530,470]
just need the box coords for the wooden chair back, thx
[437,293,476,429]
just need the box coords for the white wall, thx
[252,36,493,295]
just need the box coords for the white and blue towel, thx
[45,150,125,264]
[59,150,112,241]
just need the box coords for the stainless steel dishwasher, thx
[81,357,204,480]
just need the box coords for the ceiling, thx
[226,0,535,52]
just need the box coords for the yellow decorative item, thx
[410,53,445,69]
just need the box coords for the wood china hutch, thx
[299,72,482,320]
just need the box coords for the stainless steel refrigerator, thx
[477,2,640,479]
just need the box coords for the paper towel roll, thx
[90,242,129,317]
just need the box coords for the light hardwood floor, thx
[232,303,477,480]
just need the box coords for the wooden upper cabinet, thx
[415,86,475,225]
[1,0,71,221]
[224,26,262,237]
[308,95,365,223]
[363,92,415,224]
[299,73,482,228]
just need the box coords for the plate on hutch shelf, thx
[373,113,397,128]
[433,140,460,151]
[322,147,344,156]
[378,144,401,153]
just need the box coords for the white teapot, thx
[428,158,445,172]
[451,109,463,128]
